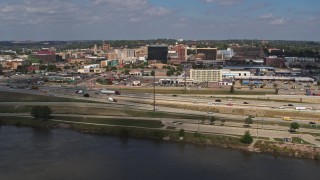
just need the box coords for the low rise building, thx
[222,70,251,79]
[190,69,222,82]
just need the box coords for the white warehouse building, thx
[222,70,251,79]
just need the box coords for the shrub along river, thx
[0,126,319,180]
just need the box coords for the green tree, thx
[317,81,320,86]
[31,106,52,120]
[124,69,130,75]
[221,119,226,126]
[273,83,278,88]
[275,88,279,95]
[244,116,253,127]
[240,131,253,144]
[47,65,57,72]
[290,122,300,132]
[230,85,235,93]
[179,129,185,137]
[124,64,131,69]
[249,84,254,90]
[151,70,155,76]
[209,116,216,125]
[39,65,47,70]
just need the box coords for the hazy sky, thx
[1,0,319,41]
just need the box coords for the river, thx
[0,126,319,180]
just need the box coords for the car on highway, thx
[288,129,296,133]
[243,102,249,104]
[287,104,294,106]
[215,99,221,102]
[75,90,83,94]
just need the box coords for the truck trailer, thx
[295,107,306,110]
[101,90,121,95]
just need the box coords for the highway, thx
[2,75,320,146]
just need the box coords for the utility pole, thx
[182,61,190,94]
[183,62,188,94]
[197,119,200,132]
[153,60,156,112]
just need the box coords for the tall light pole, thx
[182,62,190,94]
[153,60,156,112]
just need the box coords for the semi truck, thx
[295,107,306,110]
[101,90,121,95]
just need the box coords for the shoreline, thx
[1,118,319,160]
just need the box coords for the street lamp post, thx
[261,115,264,129]
[123,105,125,119]
[153,60,156,112]
[257,122,259,139]
[197,119,200,132]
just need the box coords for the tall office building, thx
[102,42,111,52]
[172,44,187,61]
[147,45,168,64]
[231,46,264,58]
[196,48,217,60]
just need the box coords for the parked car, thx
[288,104,294,106]
[215,99,221,102]
[83,93,89,97]
[243,102,249,104]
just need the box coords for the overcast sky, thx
[1,0,319,41]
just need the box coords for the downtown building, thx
[196,48,218,60]
[168,44,187,64]
[147,45,168,64]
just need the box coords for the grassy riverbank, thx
[0,115,246,151]
[0,91,95,103]
[0,116,57,128]
[1,115,320,160]
[254,140,320,159]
